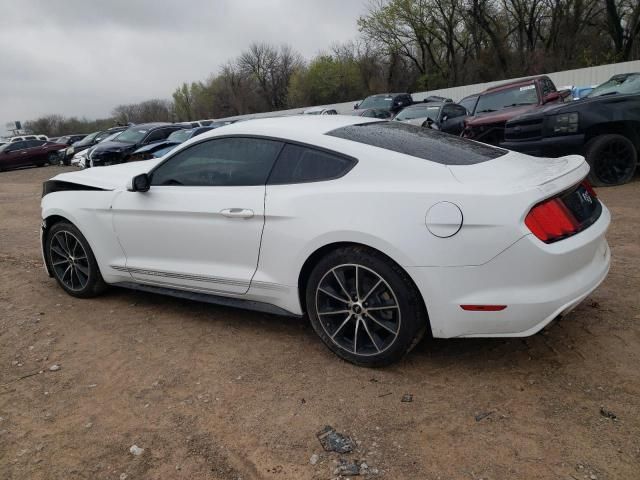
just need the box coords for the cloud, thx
[0,0,367,135]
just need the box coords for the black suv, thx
[353,93,414,116]
[88,123,187,167]
[503,74,640,186]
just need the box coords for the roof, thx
[483,75,549,94]
[364,93,408,99]
[198,115,380,144]
[125,122,171,130]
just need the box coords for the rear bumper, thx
[501,133,585,157]
[408,204,611,338]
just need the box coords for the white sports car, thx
[40,116,610,366]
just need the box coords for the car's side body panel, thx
[111,185,267,295]
[40,116,611,340]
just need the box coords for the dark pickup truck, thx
[503,77,640,186]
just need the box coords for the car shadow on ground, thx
[96,284,589,374]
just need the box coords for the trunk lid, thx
[447,151,589,195]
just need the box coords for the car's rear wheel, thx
[585,134,637,186]
[45,222,107,298]
[305,246,428,367]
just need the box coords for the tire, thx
[45,221,107,298]
[305,246,428,367]
[47,152,60,166]
[585,134,637,186]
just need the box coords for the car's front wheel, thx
[45,221,107,298]
[47,152,60,166]
[306,246,428,367]
[585,134,637,186]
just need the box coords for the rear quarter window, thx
[326,122,507,165]
[268,144,356,184]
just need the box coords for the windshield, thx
[359,95,394,109]
[475,85,538,113]
[75,131,100,146]
[115,127,148,144]
[167,129,191,143]
[100,132,122,143]
[395,105,441,121]
[587,74,640,97]
[0,143,10,153]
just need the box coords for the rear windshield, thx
[326,122,507,165]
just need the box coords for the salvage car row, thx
[346,72,640,186]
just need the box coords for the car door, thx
[439,105,468,135]
[2,141,28,168]
[111,136,284,295]
[26,140,47,164]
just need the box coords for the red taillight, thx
[460,305,507,311]
[525,198,579,243]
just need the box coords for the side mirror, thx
[542,91,560,104]
[441,115,449,122]
[129,173,151,192]
[353,102,360,110]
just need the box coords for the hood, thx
[133,141,179,155]
[48,158,163,190]
[466,105,537,126]
[92,140,136,154]
[395,117,429,126]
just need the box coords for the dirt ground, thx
[0,165,639,480]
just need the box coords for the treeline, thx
[24,0,640,134]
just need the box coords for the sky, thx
[0,0,368,135]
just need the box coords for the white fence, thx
[220,59,640,121]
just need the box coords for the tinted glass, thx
[27,140,46,147]
[442,105,467,119]
[268,144,356,184]
[327,122,507,165]
[145,128,176,143]
[151,137,283,187]
[8,141,27,150]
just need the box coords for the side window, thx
[9,141,27,151]
[443,105,467,119]
[144,128,172,144]
[268,144,356,185]
[459,96,478,115]
[541,79,555,97]
[151,137,283,187]
[27,140,45,148]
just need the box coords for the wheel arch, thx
[41,214,76,276]
[296,241,431,334]
[584,121,640,155]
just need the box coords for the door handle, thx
[220,208,254,219]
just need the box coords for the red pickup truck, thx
[0,139,66,171]
[462,76,570,145]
